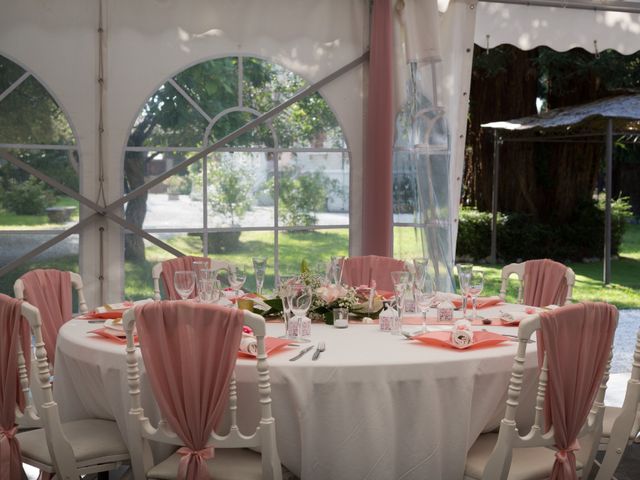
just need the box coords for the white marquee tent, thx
[1,0,638,305]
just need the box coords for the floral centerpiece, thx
[263,266,384,324]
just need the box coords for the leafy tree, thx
[208,156,253,225]
[0,55,79,214]
[124,56,341,260]
[466,45,640,222]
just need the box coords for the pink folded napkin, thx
[451,296,503,310]
[412,330,509,350]
[89,327,137,344]
[237,336,291,358]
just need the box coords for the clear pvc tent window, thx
[123,56,350,298]
[0,54,80,296]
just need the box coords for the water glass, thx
[468,270,485,321]
[252,257,267,295]
[412,258,429,287]
[330,256,345,285]
[229,266,247,301]
[173,270,196,300]
[192,260,209,300]
[415,274,436,332]
[455,263,473,317]
[199,278,220,303]
[289,284,312,340]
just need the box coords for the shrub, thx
[4,178,50,215]
[262,166,337,227]
[457,197,632,262]
[208,157,253,226]
[165,175,191,195]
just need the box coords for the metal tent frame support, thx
[488,124,615,284]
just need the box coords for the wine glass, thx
[229,266,247,303]
[289,283,313,340]
[192,260,209,301]
[468,270,485,322]
[330,256,345,285]
[173,270,196,300]
[455,264,473,318]
[252,257,267,296]
[277,275,295,339]
[415,273,436,333]
[412,258,429,287]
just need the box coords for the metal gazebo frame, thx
[482,94,640,284]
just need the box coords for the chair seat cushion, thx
[602,406,640,440]
[16,419,129,467]
[465,433,583,480]
[148,448,263,480]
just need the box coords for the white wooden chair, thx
[594,327,640,480]
[499,262,575,305]
[152,259,236,300]
[15,302,130,479]
[123,306,282,480]
[14,271,89,314]
[463,310,615,480]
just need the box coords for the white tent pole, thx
[490,131,500,263]
[604,118,613,285]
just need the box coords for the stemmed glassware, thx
[415,273,436,333]
[468,270,485,322]
[289,283,313,340]
[330,256,345,285]
[455,264,473,318]
[229,266,247,302]
[192,260,209,301]
[277,275,295,339]
[252,257,267,296]
[199,268,221,303]
[173,270,196,300]
[390,270,411,333]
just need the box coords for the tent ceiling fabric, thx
[482,94,640,134]
[475,1,640,54]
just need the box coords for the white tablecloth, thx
[54,304,540,480]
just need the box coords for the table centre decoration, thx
[261,268,385,325]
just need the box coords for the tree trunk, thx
[465,45,539,214]
[123,152,148,261]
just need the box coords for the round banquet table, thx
[54,303,541,480]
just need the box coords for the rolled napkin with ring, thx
[451,319,474,347]
[239,332,258,356]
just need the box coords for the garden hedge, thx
[456,197,632,263]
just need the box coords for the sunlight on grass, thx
[476,224,640,309]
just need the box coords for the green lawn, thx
[2,223,639,308]
[0,197,79,230]
[478,224,640,308]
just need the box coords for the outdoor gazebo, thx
[483,94,640,284]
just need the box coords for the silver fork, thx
[312,341,326,360]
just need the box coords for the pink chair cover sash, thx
[341,255,406,292]
[135,301,244,480]
[538,302,617,480]
[523,259,569,307]
[160,256,210,300]
[0,294,30,480]
[20,269,72,365]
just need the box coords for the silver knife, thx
[289,345,315,362]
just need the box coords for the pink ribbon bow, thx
[555,438,580,464]
[177,446,215,480]
[1,426,19,480]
